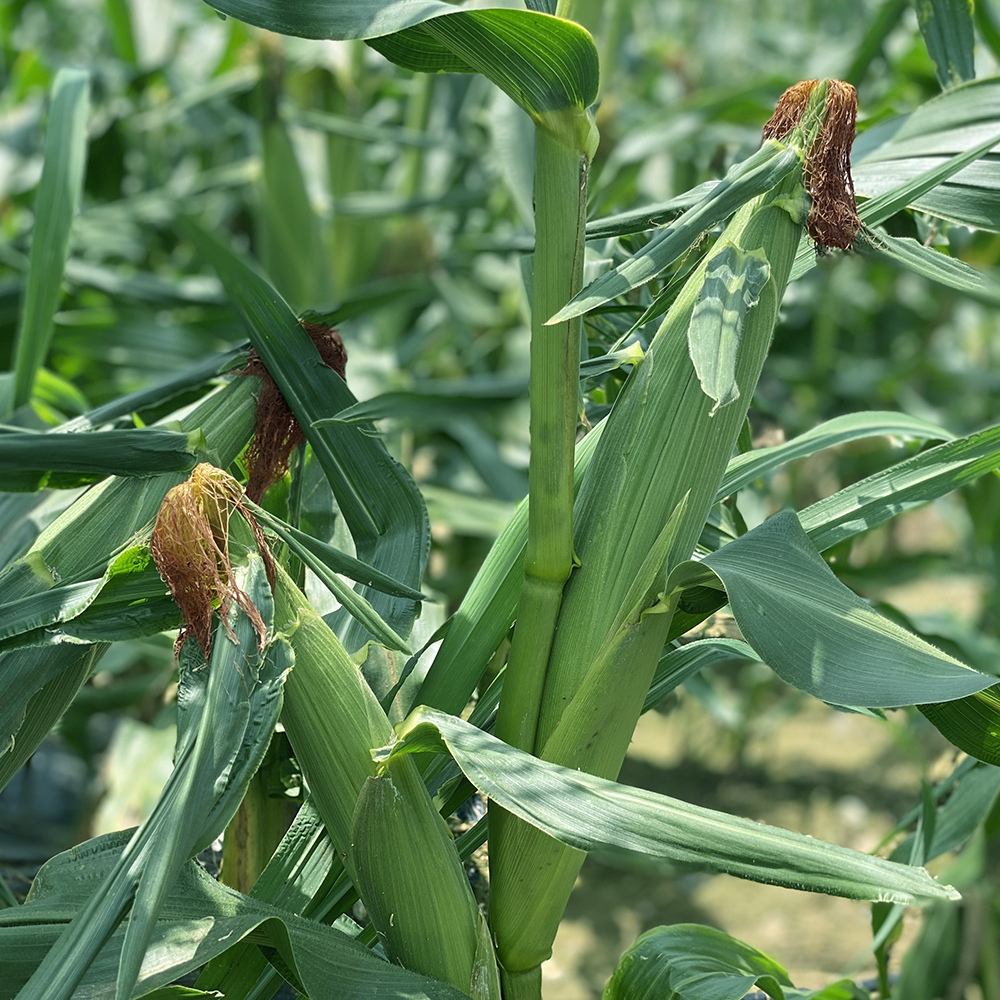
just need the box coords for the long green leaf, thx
[643,638,761,713]
[696,511,995,707]
[915,0,976,90]
[381,708,959,904]
[799,422,1000,553]
[0,427,202,487]
[852,77,1000,232]
[550,141,799,323]
[369,10,598,148]
[182,221,428,651]
[0,833,468,1000]
[855,228,1000,306]
[716,410,952,502]
[10,69,90,413]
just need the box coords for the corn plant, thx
[4,1,1000,999]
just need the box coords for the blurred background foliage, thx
[4,0,1000,994]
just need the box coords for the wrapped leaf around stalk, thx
[150,463,275,655]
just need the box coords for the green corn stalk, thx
[273,562,496,996]
[488,81,838,990]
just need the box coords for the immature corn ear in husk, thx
[150,463,275,655]
[241,322,347,501]
[489,79,860,983]
[271,564,494,995]
[351,753,501,1000]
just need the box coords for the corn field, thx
[4,0,1000,998]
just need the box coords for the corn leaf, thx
[257,120,332,311]
[316,375,529,425]
[852,77,1000,232]
[0,832,469,1000]
[203,0,457,40]
[854,229,1000,306]
[891,761,1000,861]
[915,0,976,91]
[583,182,720,241]
[603,924,793,1000]
[717,410,952,501]
[12,554,290,1000]
[368,11,598,131]
[799,422,1000,553]
[0,427,202,490]
[643,638,761,713]
[687,246,770,415]
[694,511,995,707]
[182,221,428,651]
[550,141,799,323]
[920,688,1000,767]
[381,707,960,905]
[9,69,90,414]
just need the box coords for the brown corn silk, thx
[151,464,274,655]
[242,323,347,502]
[763,78,862,250]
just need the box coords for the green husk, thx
[273,566,488,993]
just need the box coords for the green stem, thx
[493,127,587,755]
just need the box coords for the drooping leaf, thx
[855,229,1000,307]
[915,0,976,90]
[603,924,792,1000]
[643,638,761,713]
[0,427,203,491]
[380,708,959,904]
[687,246,770,414]
[694,511,995,708]
[9,69,90,414]
[369,11,599,128]
[716,410,952,502]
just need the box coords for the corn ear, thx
[351,753,499,998]
[489,82,853,978]
[274,566,491,994]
